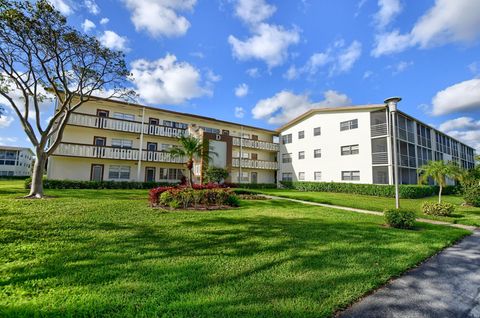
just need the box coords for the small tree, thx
[204,167,229,184]
[418,160,457,203]
[0,0,134,198]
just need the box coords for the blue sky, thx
[1,0,479,151]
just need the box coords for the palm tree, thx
[418,160,457,203]
[168,135,215,187]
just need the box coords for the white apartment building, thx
[47,96,279,184]
[277,104,476,185]
[0,146,34,177]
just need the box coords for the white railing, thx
[69,113,186,138]
[232,158,278,170]
[232,137,279,152]
[54,143,184,163]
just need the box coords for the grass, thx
[0,180,471,317]
[250,188,480,226]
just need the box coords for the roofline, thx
[0,145,34,154]
[57,92,278,134]
[276,104,386,132]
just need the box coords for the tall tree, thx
[418,160,457,203]
[0,0,134,198]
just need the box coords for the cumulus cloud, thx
[234,106,245,118]
[246,68,260,78]
[374,0,402,29]
[48,0,73,15]
[438,117,480,152]
[0,112,14,128]
[124,0,196,38]
[129,54,211,105]
[235,83,249,97]
[372,0,480,56]
[98,30,129,52]
[100,18,109,25]
[252,90,351,125]
[234,0,276,25]
[431,78,480,115]
[81,19,96,33]
[84,0,100,15]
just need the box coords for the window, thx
[342,171,360,181]
[159,168,184,181]
[298,131,304,139]
[200,126,221,134]
[164,120,188,129]
[251,153,258,160]
[282,153,292,163]
[341,144,359,155]
[251,134,258,140]
[314,171,322,181]
[282,134,292,144]
[147,142,157,151]
[113,112,135,121]
[314,149,321,158]
[109,165,130,180]
[94,137,106,146]
[149,118,160,125]
[314,127,321,136]
[111,139,133,148]
[282,173,293,181]
[298,151,305,159]
[298,172,305,180]
[340,119,358,131]
[236,172,249,182]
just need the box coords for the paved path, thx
[262,195,477,231]
[339,230,480,318]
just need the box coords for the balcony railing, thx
[370,123,388,137]
[232,137,279,152]
[372,152,388,165]
[54,143,184,163]
[232,158,278,170]
[68,113,186,138]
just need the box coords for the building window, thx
[314,171,322,181]
[340,119,358,131]
[298,172,305,180]
[341,144,359,155]
[200,126,221,134]
[298,131,304,139]
[282,153,292,163]
[147,142,157,151]
[109,165,130,180]
[113,112,135,121]
[159,168,184,181]
[163,120,188,129]
[298,151,305,160]
[282,134,292,144]
[236,172,249,182]
[111,139,133,148]
[342,171,360,181]
[314,149,321,158]
[282,173,293,181]
[314,127,321,136]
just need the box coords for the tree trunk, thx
[28,152,46,198]
[438,185,442,204]
[188,168,193,188]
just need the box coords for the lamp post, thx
[385,97,402,209]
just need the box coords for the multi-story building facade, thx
[277,104,476,185]
[0,146,34,177]
[47,96,279,184]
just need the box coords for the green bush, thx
[463,185,480,207]
[280,181,444,199]
[225,195,240,207]
[226,183,277,189]
[154,187,239,209]
[204,167,229,184]
[384,209,416,229]
[25,177,178,190]
[421,202,455,216]
[168,199,181,209]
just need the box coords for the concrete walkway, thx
[262,194,477,231]
[339,230,480,318]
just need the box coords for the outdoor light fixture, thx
[385,97,402,209]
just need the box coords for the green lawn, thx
[0,180,470,317]
[251,189,480,226]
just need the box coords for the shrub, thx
[384,209,416,229]
[26,178,178,190]
[224,183,277,189]
[225,195,240,207]
[204,167,229,184]
[463,185,480,207]
[168,199,181,209]
[421,202,455,216]
[150,186,239,209]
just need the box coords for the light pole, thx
[385,97,402,209]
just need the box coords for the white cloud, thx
[374,0,402,29]
[124,0,196,38]
[98,30,129,52]
[252,90,351,124]
[234,83,249,97]
[205,70,221,83]
[190,51,205,59]
[431,78,480,115]
[0,113,14,128]
[81,19,96,33]
[0,136,18,146]
[234,106,245,118]
[372,0,480,56]
[129,54,211,105]
[363,70,373,79]
[304,52,330,75]
[246,68,260,78]
[389,60,413,74]
[283,65,299,80]
[48,0,73,15]
[438,117,480,151]
[331,41,362,75]
[100,18,109,25]
[228,23,300,68]
[84,0,100,15]
[468,61,479,76]
[438,116,480,131]
[234,0,276,25]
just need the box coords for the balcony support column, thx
[137,107,145,181]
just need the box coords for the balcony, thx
[232,137,279,152]
[68,113,186,138]
[54,143,184,163]
[232,158,278,170]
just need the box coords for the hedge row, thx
[24,178,178,190]
[225,183,277,189]
[0,176,31,180]
[279,181,458,199]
